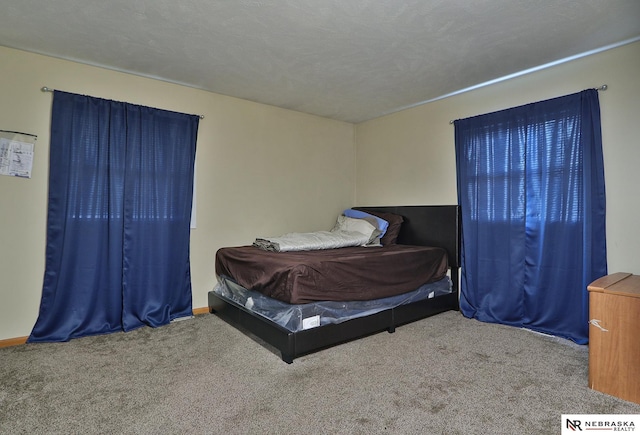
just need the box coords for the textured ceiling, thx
[1,0,639,123]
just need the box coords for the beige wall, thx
[0,46,355,340]
[355,41,640,276]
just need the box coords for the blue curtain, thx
[454,89,606,344]
[29,91,199,342]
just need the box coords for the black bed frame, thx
[208,205,461,363]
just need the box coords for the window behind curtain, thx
[29,91,199,342]
[454,89,606,344]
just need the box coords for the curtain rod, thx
[448,84,608,124]
[41,87,205,119]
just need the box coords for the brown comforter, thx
[215,244,448,304]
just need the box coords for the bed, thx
[208,205,461,363]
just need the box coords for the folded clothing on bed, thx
[215,244,448,304]
[253,229,372,252]
[253,214,383,252]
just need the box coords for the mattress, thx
[213,275,453,332]
[215,244,449,304]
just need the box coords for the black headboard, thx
[355,205,461,269]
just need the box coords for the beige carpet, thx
[1,311,638,434]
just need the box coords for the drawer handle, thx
[589,319,608,332]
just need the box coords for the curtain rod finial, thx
[41,86,53,92]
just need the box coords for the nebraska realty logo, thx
[562,414,638,433]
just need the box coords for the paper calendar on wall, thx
[0,130,36,179]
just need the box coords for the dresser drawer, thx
[588,272,640,404]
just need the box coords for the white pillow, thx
[331,215,382,245]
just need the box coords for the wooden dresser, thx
[587,272,640,404]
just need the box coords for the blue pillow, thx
[343,209,389,238]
